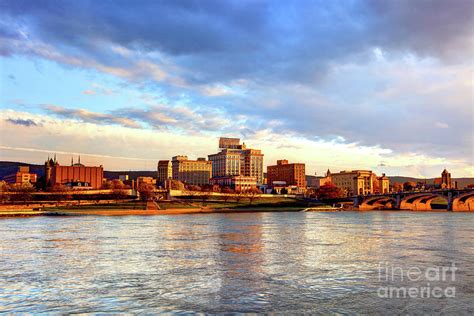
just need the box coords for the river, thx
[0,211,473,313]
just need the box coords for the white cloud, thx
[1,109,472,177]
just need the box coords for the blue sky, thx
[0,0,473,177]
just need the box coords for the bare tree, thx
[246,187,261,205]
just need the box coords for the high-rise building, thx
[209,137,264,185]
[267,160,306,188]
[45,156,103,189]
[208,149,242,178]
[157,160,172,185]
[171,155,212,186]
[240,149,264,185]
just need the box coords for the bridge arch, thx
[359,196,397,210]
[400,193,448,211]
[452,192,474,211]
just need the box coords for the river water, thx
[0,211,473,313]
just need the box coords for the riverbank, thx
[0,199,471,217]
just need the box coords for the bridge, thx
[354,189,474,211]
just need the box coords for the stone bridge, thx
[354,189,474,211]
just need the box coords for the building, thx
[240,148,264,185]
[157,160,172,185]
[171,155,212,186]
[137,176,156,186]
[377,173,390,194]
[267,160,306,188]
[219,137,244,149]
[210,175,257,191]
[208,149,242,178]
[441,169,453,189]
[330,170,374,196]
[2,166,37,185]
[45,156,103,189]
[208,137,264,185]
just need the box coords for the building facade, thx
[210,175,257,191]
[2,166,37,185]
[157,160,172,185]
[45,156,103,189]
[209,137,264,185]
[377,173,390,194]
[330,170,374,196]
[441,169,453,189]
[267,160,306,188]
[208,149,242,178]
[171,155,212,186]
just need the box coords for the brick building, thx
[45,156,103,189]
[267,160,306,188]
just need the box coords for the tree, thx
[246,187,261,204]
[280,188,288,195]
[138,183,155,202]
[403,181,416,191]
[169,180,185,190]
[49,184,71,205]
[392,182,403,192]
[9,183,35,203]
[233,190,244,203]
[220,187,234,202]
[315,183,343,200]
[110,180,130,203]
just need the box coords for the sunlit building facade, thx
[267,160,306,188]
[171,155,212,186]
[209,137,264,185]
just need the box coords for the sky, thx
[0,0,473,177]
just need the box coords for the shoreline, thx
[0,207,470,217]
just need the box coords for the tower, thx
[441,169,452,189]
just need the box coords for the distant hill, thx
[0,161,45,179]
[1,161,473,188]
[388,176,474,189]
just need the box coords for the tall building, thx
[267,160,306,188]
[208,137,264,185]
[208,149,242,178]
[171,155,212,186]
[45,156,103,189]
[330,170,374,196]
[2,166,37,185]
[157,160,172,185]
[240,148,264,185]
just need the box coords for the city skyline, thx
[1,1,473,178]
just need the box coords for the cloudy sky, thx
[0,0,473,177]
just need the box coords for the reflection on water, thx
[0,212,473,313]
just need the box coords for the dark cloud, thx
[6,118,38,126]
[1,0,472,84]
[0,0,472,163]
